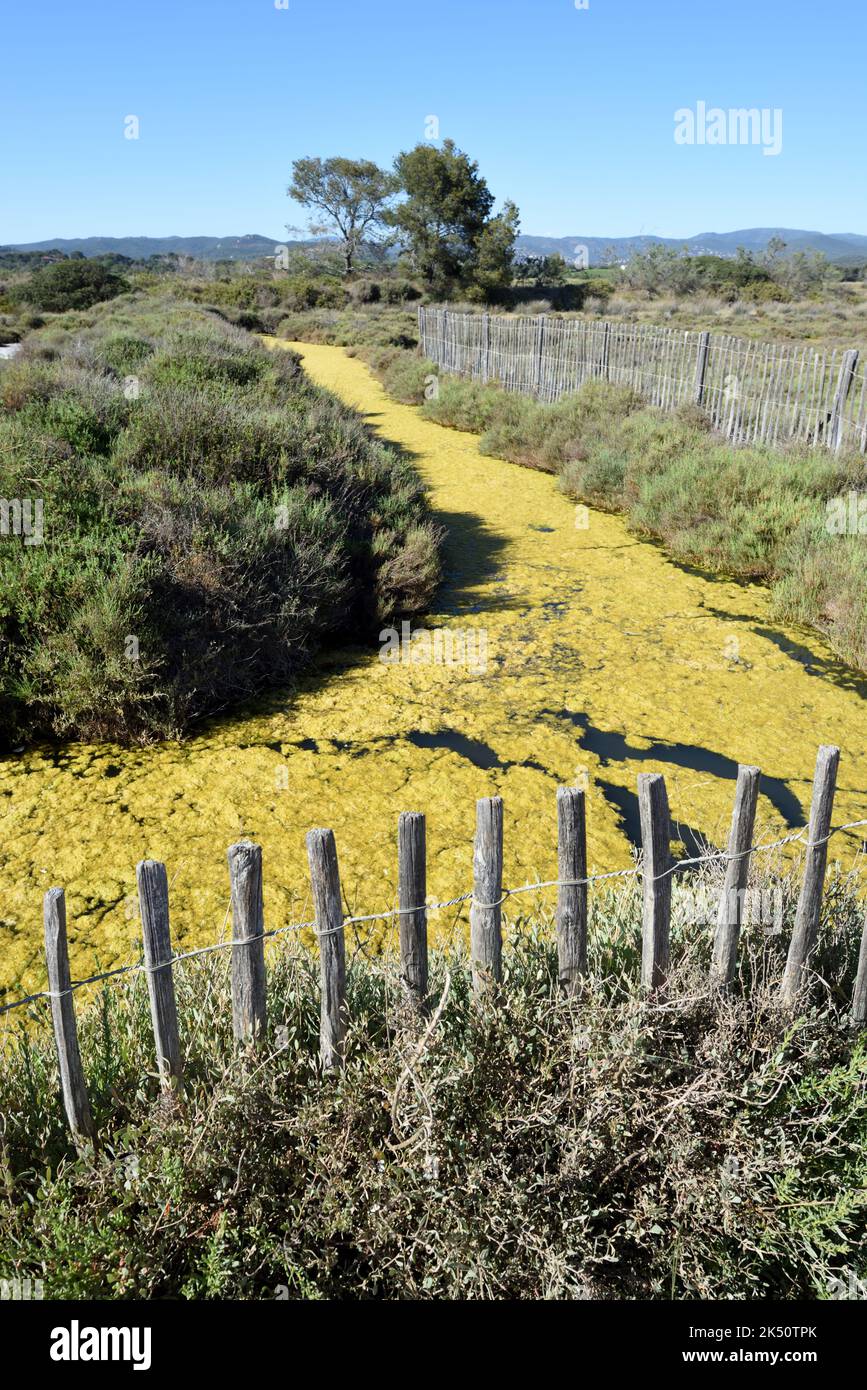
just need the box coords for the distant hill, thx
[0,234,294,262]
[4,228,867,268]
[515,228,867,267]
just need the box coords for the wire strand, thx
[2,817,865,1019]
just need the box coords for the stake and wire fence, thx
[418,306,867,454]
[3,745,867,1151]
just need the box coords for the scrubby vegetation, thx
[9,258,130,313]
[568,245,867,349]
[366,351,867,673]
[0,295,441,745]
[1,860,864,1300]
[159,260,422,346]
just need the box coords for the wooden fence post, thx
[137,860,183,1094]
[711,765,761,987]
[600,321,611,381]
[306,829,347,1070]
[227,840,267,1045]
[398,812,428,1012]
[829,349,859,451]
[693,331,711,405]
[852,909,867,1027]
[43,888,95,1148]
[556,787,587,992]
[471,796,504,997]
[535,316,546,395]
[780,745,841,1006]
[638,773,672,990]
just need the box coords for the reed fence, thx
[3,745,867,1151]
[418,307,867,454]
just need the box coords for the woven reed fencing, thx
[418,306,867,454]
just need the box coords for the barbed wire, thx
[2,816,865,1021]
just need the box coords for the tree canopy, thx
[288,157,397,274]
[14,259,129,312]
[388,140,518,300]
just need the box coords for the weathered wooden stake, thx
[137,860,183,1093]
[600,321,611,380]
[43,888,95,1148]
[398,812,428,1012]
[556,787,587,992]
[780,745,841,1006]
[535,316,546,395]
[852,910,867,1027]
[638,773,672,990]
[829,349,859,451]
[306,828,347,1070]
[471,796,504,998]
[227,840,267,1045]
[711,765,761,987]
[693,331,711,405]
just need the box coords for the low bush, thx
[275,302,419,350]
[0,298,441,744]
[12,259,130,313]
[281,275,345,312]
[362,348,438,404]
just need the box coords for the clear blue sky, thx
[2,0,864,243]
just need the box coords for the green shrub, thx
[0,299,441,743]
[773,521,867,670]
[274,303,419,351]
[13,260,130,312]
[95,333,156,375]
[281,275,345,312]
[741,280,793,304]
[364,348,437,404]
[348,278,381,304]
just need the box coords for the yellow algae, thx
[1,340,866,1002]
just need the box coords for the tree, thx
[288,157,397,275]
[761,235,788,275]
[622,244,700,296]
[14,260,129,312]
[389,140,516,299]
[776,249,832,296]
[465,202,520,302]
[514,252,568,289]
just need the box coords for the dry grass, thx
[1,861,865,1300]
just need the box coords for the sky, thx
[2,0,865,244]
